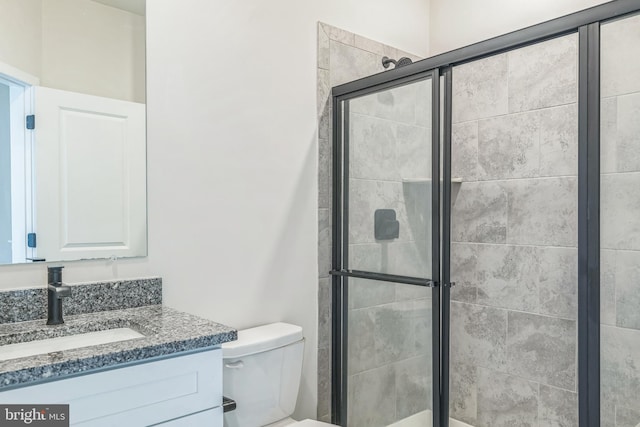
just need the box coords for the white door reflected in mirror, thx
[35,87,146,262]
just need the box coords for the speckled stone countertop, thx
[0,279,237,390]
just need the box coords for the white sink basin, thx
[0,328,144,362]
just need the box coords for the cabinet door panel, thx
[0,349,221,426]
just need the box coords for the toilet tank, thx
[222,323,304,427]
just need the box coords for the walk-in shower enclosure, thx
[329,1,640,426]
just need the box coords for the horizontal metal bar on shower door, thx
[333,70,438,104]
[332,0,640,98]
[330,269,436,287]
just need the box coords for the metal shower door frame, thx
[330,1,640,426]
[330,69,442,426]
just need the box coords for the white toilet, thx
[222,322,333,427]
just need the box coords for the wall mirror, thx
[0,0,147,265]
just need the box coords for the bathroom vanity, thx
[0,278,237,426]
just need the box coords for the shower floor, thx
[388,410,473,427]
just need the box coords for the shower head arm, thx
[382,56,397,68]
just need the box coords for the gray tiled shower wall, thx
[449,34,581,427]
[316,23,422,423]
[319,14,640,427]
[600,13,640,427]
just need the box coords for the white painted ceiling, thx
[91,0,145,16]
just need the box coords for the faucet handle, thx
[48,266,64,285]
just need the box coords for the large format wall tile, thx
[320,23,355,45]
[397,124,430,180]
[506,311,576,391]
[601,13,640,98]
[318,138,331,209]
[507,34,577,113]
[538,104,578,177]
[318,24,330,69]
[348,307,376,373]
[318,208,331,277]
[601,325,640,411]
[539,385,578,427]
[349,243,383,272]
[318,68,331,116]
[506,177,578,247]
[349,300,430,374]
[395,355,432,419]
[330,40,380,87]
[354,34,398,60]
[388,241,431,278]
[538,247,578,319]
[601,96,618,174]
[476,244,539,312]
[600,249,617,326]
[349,241,431,279]
[395,282,430,301]
[450,302,507,371]
[415,77,433,128]
[452,181,507,244]
[350,83,419,125]
[616,93,640,173]
[477,112,540,180]
[452,121,479,182]
[376,301,422,365]
[613,250,640,330]
[616,406,640,427]
[349,113,398,181]
[452,54,509,123]
[371,302,416,366]
[601,173,640,250]
[317,347,331,419]
[402,181,431,244]
[349,277,394,310]
[319,278,331,349]
[410,298,432,355]
[476,368,538,427]
[347,364,397,427]
[451,243,478,303]
[601,398,616,427]
[449,361,478,425]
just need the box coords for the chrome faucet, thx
[47,266,71,325]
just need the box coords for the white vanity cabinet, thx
[0,349,222,426]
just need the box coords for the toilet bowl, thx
[222,322,333,427]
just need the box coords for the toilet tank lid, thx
[222,322,303,358]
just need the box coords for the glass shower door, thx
[600,12,640,427]
[336,74,439,427]
[449,33,580,427]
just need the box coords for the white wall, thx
[41,0,146,103]
[144,0,429,419]
[0,0,41,78]
[0,0,145,102]
[430,0,609,54]
[0,0,430,419]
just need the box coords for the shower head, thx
[382,56,413,69]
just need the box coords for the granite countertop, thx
[0,304,237,390]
